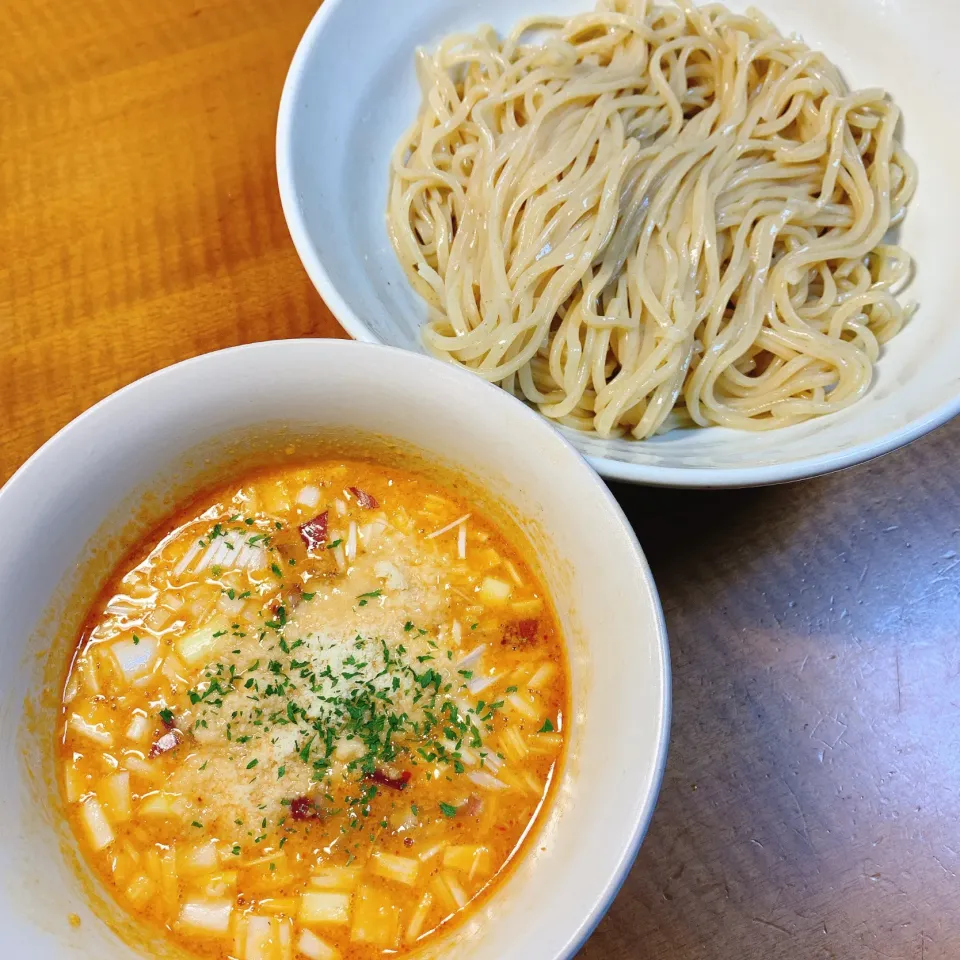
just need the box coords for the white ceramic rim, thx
[275,0,960,489]
[1,339,671,959]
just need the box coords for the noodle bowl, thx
[387,0,917,439]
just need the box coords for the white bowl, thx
[277,0,960,487]
[0,340,668,960]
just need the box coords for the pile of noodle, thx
[387,0,916,437]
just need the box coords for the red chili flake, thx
[149,729,182,758]
[502,618,539,646]
[403,836,415,848]
[369,768,411,790]
[349,487,379,510]
[290,796,324,821]
[299,510,329,550]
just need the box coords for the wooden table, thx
[4,2,958,957]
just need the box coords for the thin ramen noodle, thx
[387,0,917,438]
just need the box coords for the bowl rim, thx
[274,0,960,489]
[275,0,379,350]
[0,338,671,960]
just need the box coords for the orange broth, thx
[57,459,568,959]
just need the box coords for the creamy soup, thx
[58,459,567,959]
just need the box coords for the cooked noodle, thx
[387,0,917,438]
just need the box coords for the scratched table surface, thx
[3,2,958,958]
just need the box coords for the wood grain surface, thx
[3,2,959,958]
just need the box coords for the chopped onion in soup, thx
[58,459,567,958]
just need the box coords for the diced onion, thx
[417,843,445,863]
[68,713,113,747]
[467,771,509,791]
[144,605,175,631]
[236,544,267,571]
[299,891,351,926]
[111,634,159,683]
[105,595,138,616]
[190,532,266,574]
[430,872,467,913]
[346,522,357,561]
[62,672,80,706]
[125,873,156,908]
[504,560,524,586]
[217,592,246,617]
[258,898,299,916]
[160,656,189,686]
[238,850,288,870]
[309,866,360,891]
[507,692,540,720]
[297,928,341,960]
[80,797,114,851]
[496,768,529,793]
[78,655,101,695]
[444,871,468,908]
[201,872,237,898]
[180,840,219,875]
[528,732,564,753]
[175,617,230,666]
[139,792,184,819]
[63,761,87,803]
[350,885,400,948]
[457,645,485,672]
[511,597,543,617]
[297,485,322,508]
[173,540,203,577]
[163,591,185,612]
[479,576,513,605]
[278,917,293,960]
[121,752,160,780]
[499,727,528,763]
[527,663,556,689]
[466,674,499,696]
[196,537,229,573]
[479,750,502,774]
[111,845,138,886]
[469,850,492,881]
[245,915,278,960]
[389,809,417,831]
[100,771,132,822]
[405,892,434,944]
[370,852,419,887]
[443,845,491,878]
[160,847,179,912]
[178,899,233,936]
[522,770,544,796]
